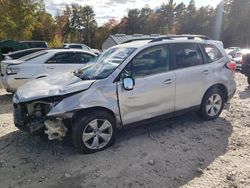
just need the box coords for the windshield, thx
[74,47,136,80]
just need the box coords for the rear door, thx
[173,42,212,111]
[117,44,175,125]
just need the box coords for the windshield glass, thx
[19,51,48,61]
[74,47,136,80]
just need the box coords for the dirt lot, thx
[0,73,249,188]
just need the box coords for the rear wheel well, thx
[203,84,228,102]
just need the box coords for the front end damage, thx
[13,100,68,140]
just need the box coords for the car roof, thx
[20,41,47,43]
[114,38,209,48]
[64,43,87,46]
[45,48,96,55]
[3,48,46,55]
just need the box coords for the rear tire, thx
[72,110,116,154]
[199,88,225,120]
[247,76,250,85]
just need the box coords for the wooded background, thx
[0,0,249,49]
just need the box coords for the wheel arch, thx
[203,83,228,103]
[72,106,120,128]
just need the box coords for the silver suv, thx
[13,35,236,154]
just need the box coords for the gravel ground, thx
[0,73,249,188]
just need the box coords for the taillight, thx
[241,55,247,66]
[226,61,236,72]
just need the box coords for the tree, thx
[126,9,141,34]
[0,0,45,40]
[69,4,97,46]
[157,0,185,33]
[95,19,118,49]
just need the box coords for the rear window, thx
[69,45,82,49]
[203,44,223,63]
[19,51,48,61]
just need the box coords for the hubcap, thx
[206,93,222,117]
[82,119,113,150]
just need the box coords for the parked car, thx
[225,46,241,58]
[13,35,236,154]
[240,49,250,84]
[1,49,96,92]
[2,48,46,60]
[20,41,48,48]
[63,43,100,55]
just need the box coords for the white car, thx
[63,43,100,55]
[0,49,96,92]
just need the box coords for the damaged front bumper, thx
[13,102,68,140]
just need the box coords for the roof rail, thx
[122,37,157,44]
[149,35,211,43]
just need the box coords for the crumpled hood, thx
[15,72,95,103]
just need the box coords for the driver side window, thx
[120,45,170,79]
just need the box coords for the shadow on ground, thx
[0,93,13,114]
[0,113,232,188]
[239,85,250,99]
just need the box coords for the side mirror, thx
[123,77,134,91]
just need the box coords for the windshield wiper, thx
[80,73,91,80]
[73,70,89,80]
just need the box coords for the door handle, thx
[163,79,173,85]
[202,70,209,75]
[47,66,54,69]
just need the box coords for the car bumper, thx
[236,63,242,70]
[1,75,31,92]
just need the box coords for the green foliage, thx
[0,0,45,40]
[48,34,63,48]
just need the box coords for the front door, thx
[117,44,175,125]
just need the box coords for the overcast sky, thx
[45,0,222,26]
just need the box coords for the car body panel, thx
[117,71,175,125]
[174,63,212,111]
[15,72,95,103]
[47,79,122,125]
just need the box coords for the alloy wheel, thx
[206,93,222,117]
[82,119,113,150]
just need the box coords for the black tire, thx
[247,77,250,85]
[72,110,116,154]
[199,88,225,120]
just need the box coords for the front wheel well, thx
[203,84,228,102]
[72,107,116,125]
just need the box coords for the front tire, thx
[199,88,225,120]
[72,110,116,154]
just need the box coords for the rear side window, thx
[47,52,77,64]
[203,44,223,63]
[174,43,203,69]
[69,45,82,49]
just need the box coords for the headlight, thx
[6,66,20,75]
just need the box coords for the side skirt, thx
[122,105,200,128]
